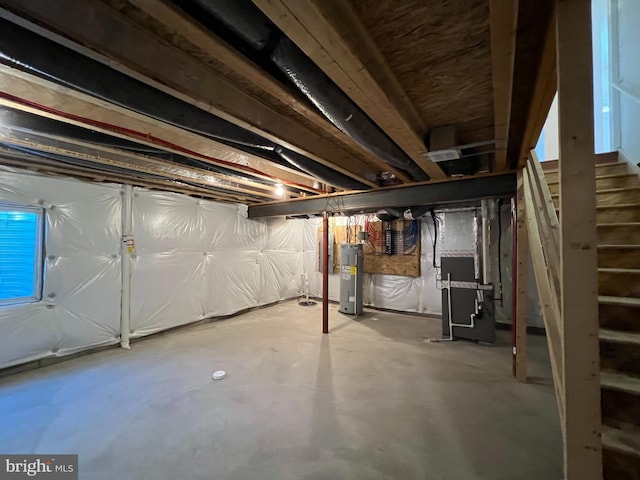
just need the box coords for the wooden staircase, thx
[544,159,640,479]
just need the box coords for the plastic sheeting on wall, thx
[129,190,307,337]
[489,201,544,327]
[0,168,310,369]
[0,167,122,368]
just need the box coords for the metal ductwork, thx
[376,206,431,221]
[189,0,274,50]
[186,0,430,182]
[0,19,369,190]
[275,147,369,190]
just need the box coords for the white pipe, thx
[120,184,133,349]
[481,199,490,284]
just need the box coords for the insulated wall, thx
[130,189,305,337]
[0,168,307,369]
[0,167,122,369]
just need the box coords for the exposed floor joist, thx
[0,65,323,194]
[251,0,446,180]
[489,0,519,171]
[248,173,516,218]
[0,1,381,188]
[118,0,410,184]
[0,129,284,201]
[0,148,261,204]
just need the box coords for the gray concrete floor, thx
[0,302,562,480]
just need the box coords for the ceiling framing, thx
[0,0,555,209]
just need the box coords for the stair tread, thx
[600,328,640,346]
[599,295,640,306]
[598,222,640,227]
[602,426,640,458]
[551,186,640,199]
[599,267,640,273]
[543,163,627,175]
[601,371,640,395]
[597,203,640,210]
[556,203,640,211]
[546,173,637,185]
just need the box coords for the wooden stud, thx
[251,0,446,180]
[0,0,379,187]
[515,169,528,382]
[489,0,519,172]
[556,0,603,477]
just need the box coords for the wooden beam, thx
[123,0,409,184]
[518,17,558,168]
[556,0,602,477]
[0,65,321,193]
[515,169,528,382]
[251,0,446,180]
[0,0,378,187]
[489,0,519,171]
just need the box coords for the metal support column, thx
[322,212,329,334]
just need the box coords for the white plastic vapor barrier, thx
[129,189,306,337]
[0,167,122,368]
[0,168,310,369]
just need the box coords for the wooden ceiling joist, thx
[0,66,321,194]
[121,0,410,183]
[0,129,284,201]
[489,0,519,172]
[0,0,380,188]
[0,149,261,204]
[250,0,446,180]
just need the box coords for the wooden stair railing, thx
[522,149,565,430]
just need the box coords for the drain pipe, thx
[120,184,133,349]
[481,199,490,283]
[510,197,518,377]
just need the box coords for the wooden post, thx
[322,212,329,334]
[556,0,602,478]
[515,170,528,382]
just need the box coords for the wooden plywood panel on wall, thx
[318,218,420,277]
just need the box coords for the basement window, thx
[0,204,44,306]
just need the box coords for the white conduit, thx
[120,184,133,349]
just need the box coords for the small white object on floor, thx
[212,370,226,381]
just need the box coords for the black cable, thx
[430,209,438,269]
[497,199,504,307]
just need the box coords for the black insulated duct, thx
[0,19,372,190]
[275,147,369,190]
[185,0,430,182]
[189,0,273,50]
[271,38,429,182]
